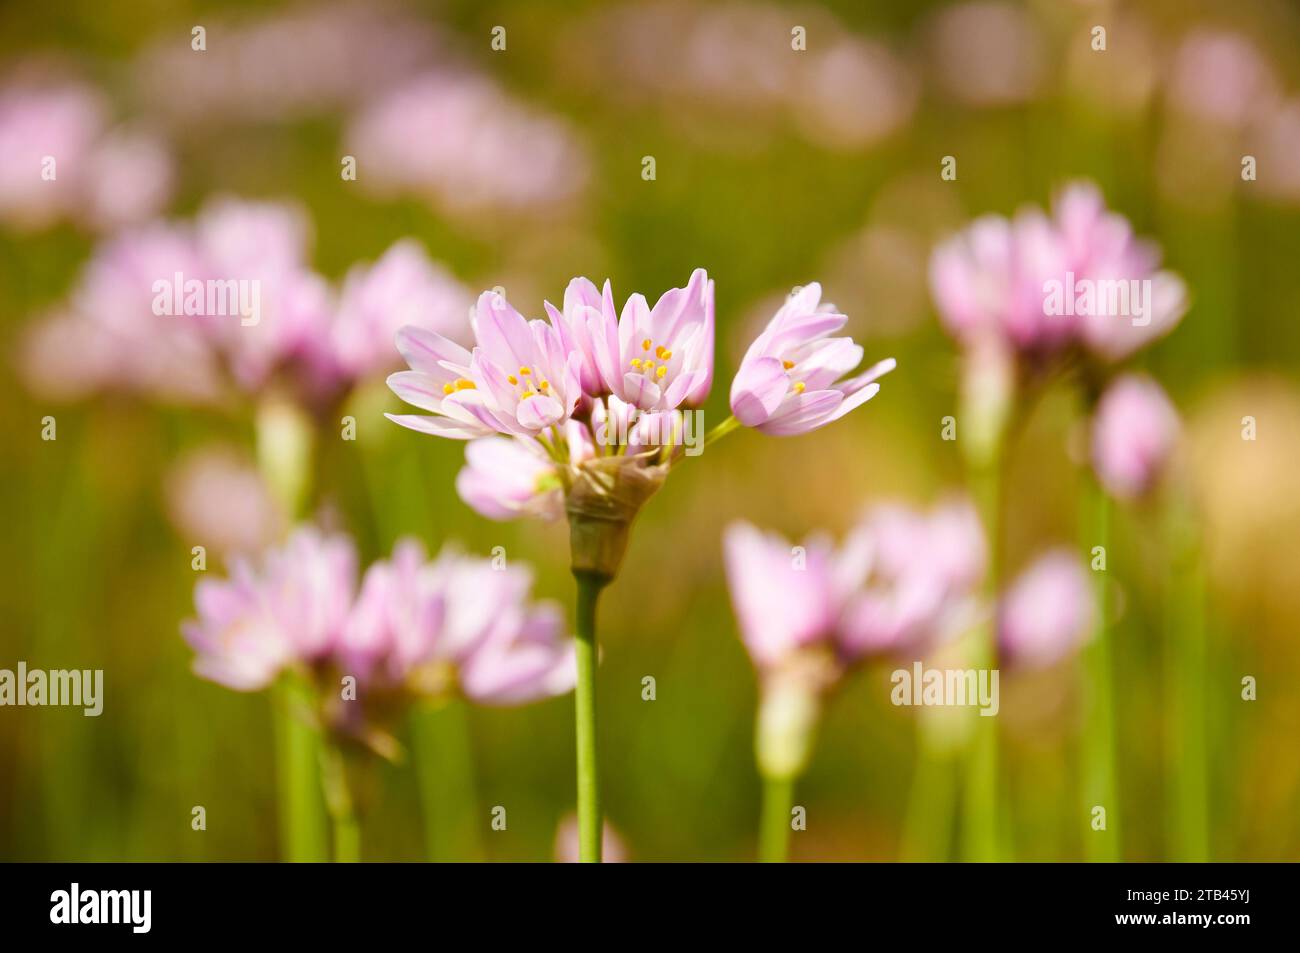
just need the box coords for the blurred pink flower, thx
[930,182,1186,362]
[929,209,1067,353]
[21,197,471,410]
[729,282,895,435]
[346,72,588,220]
[1091,374,1180,501]
[1166,31,1278,128]
[332,239,473,381]
[183,527,356,691]
[133,1,442,125]
[184,529,574,708]
[565,2,915,151]
[0,80,172,231]
[165,445,285,557]
[838,499,986,657]
[997,550,1094,669]
[338,542,574,705]
[1052,183,1188,361]
[554,813,627,863]
[723,522,844,671]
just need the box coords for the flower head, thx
[1091,373,1180,501]
[183,529,575,721]
[729,283,895,435]
[997,549,1094,669]
[930,181,1187,363]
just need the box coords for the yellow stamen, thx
[793,381,806,394]
[660,349,672,360]
[538,380,549,391]
[630,358,642,369]
[655,365,667,379]
[507,374,518,385]
[641,338,652,352]
[442,383,455,395]
[643,361,655,372]
[518,366,532,376]
[455,378,476,391]
[782,360,795,370]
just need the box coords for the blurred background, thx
[2,0,1299,861]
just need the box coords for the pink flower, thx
[997,550,1094,668]
[184,530,575,708]
[183,527,356,691]
[929,182,1187,362]
[723,522,845,671]
[343,543,573,705]
[725,499,986,672]
[0,80,172,231]
[838,499,986,657]
[331,239,473,381]
[164,445,285,557]
[729,283,895,435]
[346,71,588,220]
[387,291,583,439]
[584,268,715,411]
[1052,182,1188,361]
[929,209,1068,352]
[455,436,566,521]
[1091,374,1180,501]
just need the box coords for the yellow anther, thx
[660,349,672,360]
[518,366,532,376]
[793,381,806,394]
[455,378,476,391]
[507,375,518,385]
[782,360,795,370]
[442,383,455,395]
[655,365,667,379]
[630,358,642,369]
[643,361,655,372]
[538,380,550,391]
[641,338,652,352]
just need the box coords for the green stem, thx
[1081,480,1120,861]
[411,701,484,862]
[759,773,795,863]
[273,675,329,862]
[961,447,1002,862]
[901,715,957,862]
[702,414,741,450]
[573,571,607,862]
[1166,499,1209,861]
[319,737,361,863]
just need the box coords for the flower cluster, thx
[930,181,1185,498]
[724,500,1097,775]
[0,79,173,232]
[21,197,472,413]
[183,528,573,743]
[930,181,1187,363]
[387,270,895,576]
[722,499,985,776]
